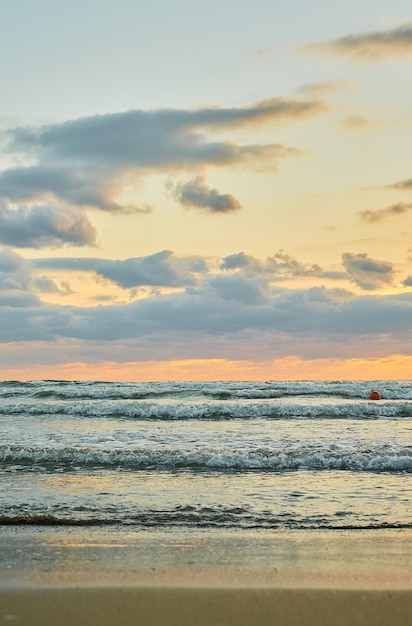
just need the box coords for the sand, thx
[1,527,411,625]
[1,587,412,626]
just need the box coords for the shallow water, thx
[1,380,411,529]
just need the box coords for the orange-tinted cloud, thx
[299,23,412,63]
[358,202,412,223]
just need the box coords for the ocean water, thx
[1,380,411,531]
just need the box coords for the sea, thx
[1,379,411,532]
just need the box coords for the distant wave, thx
[1,380,411,401]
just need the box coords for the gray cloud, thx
[0,282,411,357]
[0,165,117,211]
[220,252,263,273]
[36,249,398,299]
[0,204,96,248]
[33,250,206,289]
[0,166,151,215]
[402,275,412,287]
[299,23,412,63]
[34,276,61,293]
[358,202,412,223]
[342,252,395,290]
[220,250,326,279]
[0,247,40,307]
[34,276,73,295]
[0,98,325,213]
[95,250,200,289]
[0,291,40,308]
[0,327,408,366]
[169,176,242,213]
[0,247,28,274]
[1,248,412,360]
[207,274,270,305]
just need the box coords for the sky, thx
[1,0,412,381]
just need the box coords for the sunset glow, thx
[1,355,411,383]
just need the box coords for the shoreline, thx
[2,528,412,625]
[2,526,412,588]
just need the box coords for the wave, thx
[2,442,411,472]
[1,509,411,530]
[1,380,412,401]
[1,399,412,420]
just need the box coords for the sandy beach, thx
[1,527,411,625]
[2,587,412,626]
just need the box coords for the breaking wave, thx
[2,442,411,472]
[1,399,412,420]
[1,508,411,530]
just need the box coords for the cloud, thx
[358,202,412,223]
[168,176,242,213]
[33,250,207,289]
[0,247,28,274]
[220,250,325,279]
[299,23,412,63]
[1,248,412,360]
[297,80,356,97]
[34,276,73,295]
[342,252,395,290]
[207,274,270,305]
[1,282,411,363]
[388,178,412,190]
[0,204,96,248]
[0,165,119,212]
[342,115,374,129]
[95,251,200,289]
[34,276,62,293]
[35,249,398,298]
[0,97,325,213]
[220,252,263,273]
[0,247,40,307]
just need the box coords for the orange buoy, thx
[369,390,381,400]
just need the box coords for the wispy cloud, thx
[299,23,412,63]
[168,176,242,213]
[388,178,412,190]
[342,115,374,129]
[297,80,356,97]
[358,202,412,223]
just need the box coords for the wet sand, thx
[2,587,412,626]
[1,527,411,625]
